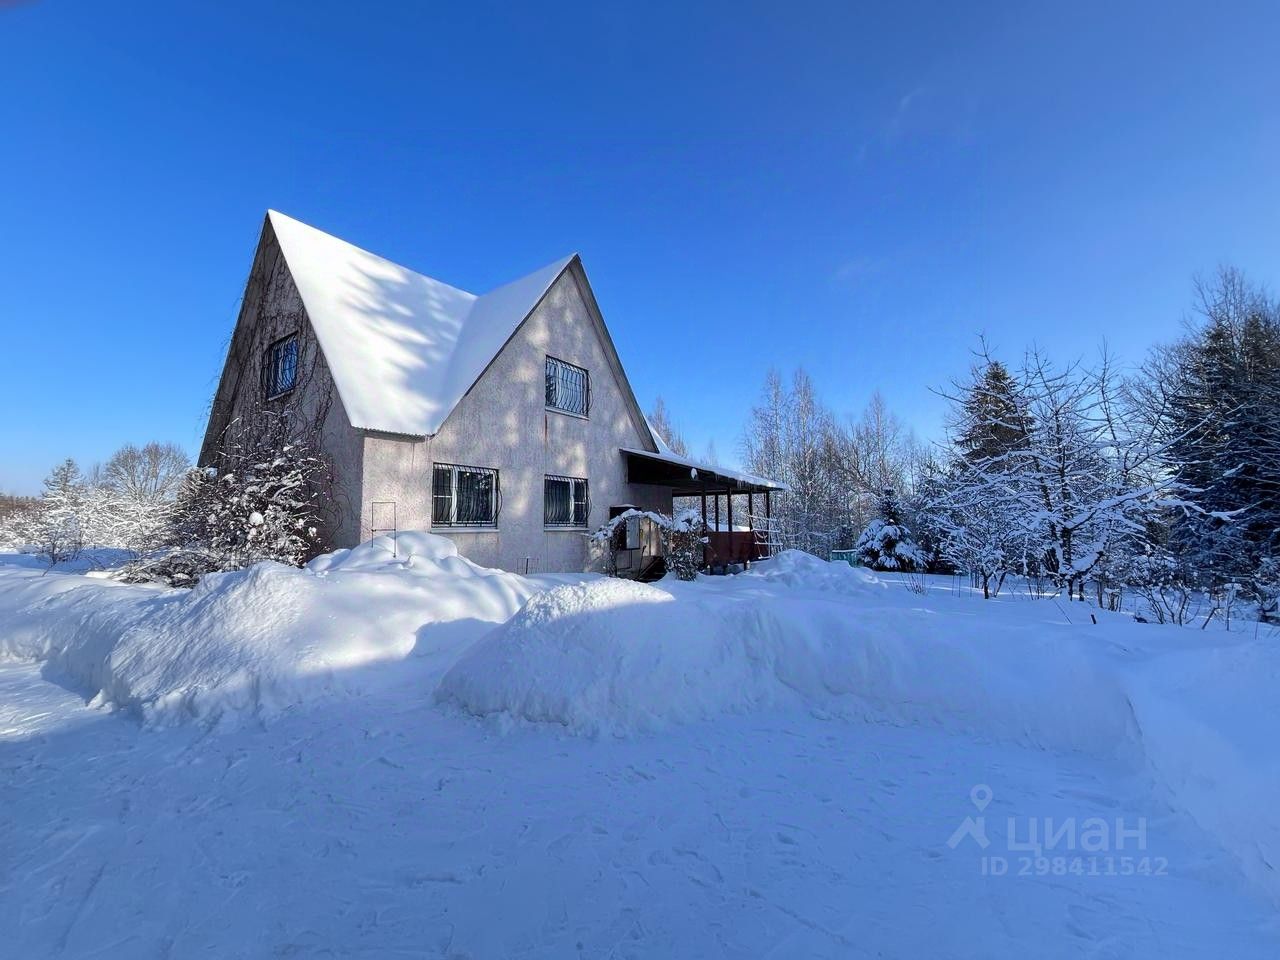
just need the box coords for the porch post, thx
[700,481,709,571]
[765,489,773,558]
[727,489,735,565]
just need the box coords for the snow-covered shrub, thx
[1118,549,1200,625]
[1252,557,1280,623]
[139,406,333,586]
[167,441,328,576]
[666,508,707,580]
[117,547,222,588]
[854,491,924,572]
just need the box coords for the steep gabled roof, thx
[269,210,574,437]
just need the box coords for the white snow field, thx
[2,539,1280,958]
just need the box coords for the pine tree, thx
[854,489,924,572]
[955,359,1028,465]
[1150,268,1280,586]
[35,458,86,565]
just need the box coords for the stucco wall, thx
[359,264,672,571]
[200,223,364,548]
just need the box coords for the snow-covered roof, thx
[643,418,676,456]
[620,447,787,491]
[269,210,575,437]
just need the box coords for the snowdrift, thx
[0,534,544,727]
[436,550,1280,903]
[437,553,1138,753]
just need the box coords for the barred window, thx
[544,475,589,527]
[264,333,299,399]
[545,356,589,416]
[432,464,500,526]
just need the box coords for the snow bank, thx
[733,548,887,593]
[437,551,1280,902]
[0,534,544,727]
[439,564,1138,753]
[1124,641,1280,903]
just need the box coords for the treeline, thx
[738,267,1280,621]
[2,413,330,584]
[2,444,190,562]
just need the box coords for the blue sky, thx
[2,0,1278,493]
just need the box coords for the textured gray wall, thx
[199,221,364,549]
[359,263,672,571]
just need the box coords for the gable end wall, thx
[200,221,364,548]
[360,264,670,570]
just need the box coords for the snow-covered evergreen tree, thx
[1138,268,1280,589]
[32,459,86,565]
[854,489,925,572]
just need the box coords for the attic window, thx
[544,475,589,527]
[545,356,589,417]
[264,333,299,399]
[433,463,499,527]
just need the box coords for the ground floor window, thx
[432,463,499,526]
[544,475,589,527]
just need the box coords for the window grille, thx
[544,475,589,527]
[432,463,500,526]
[264,333,299,399]
[545,356,590,416]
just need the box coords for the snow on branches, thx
[854,490,925,572]
[927,346,1195,600]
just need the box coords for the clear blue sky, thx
[2,0,1278,493]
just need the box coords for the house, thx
[200,211,781,573]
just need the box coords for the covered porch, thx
[621,447,786,572]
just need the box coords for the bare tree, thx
[647,396,689,456]
[103,442,189,502]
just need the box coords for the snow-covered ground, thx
[2,540,1279,957]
